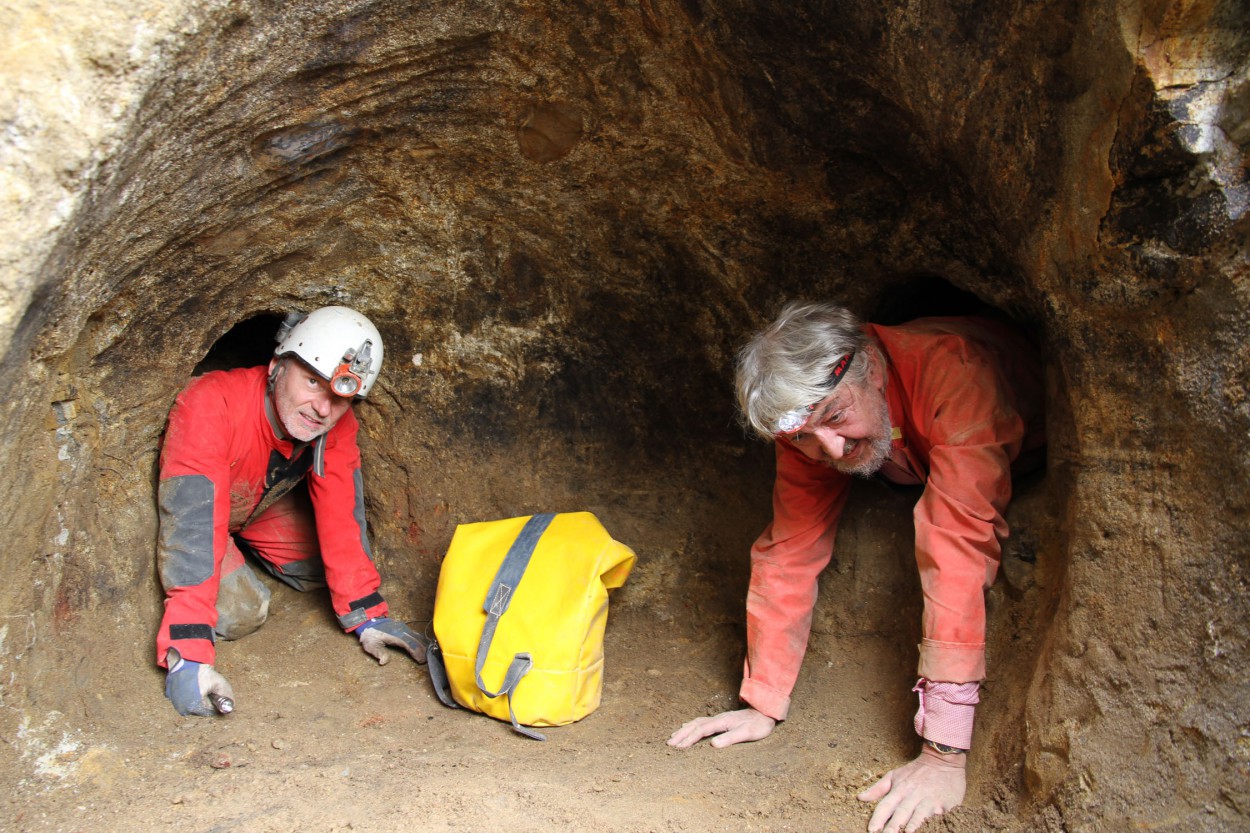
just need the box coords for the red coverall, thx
[740,317,1045,721]
[155,366,388,668]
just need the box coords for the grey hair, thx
[735,301,873,439]
[267,354,295,392]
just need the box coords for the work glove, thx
[165,648,235,717]
[354,617,428,665]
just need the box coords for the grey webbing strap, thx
[474,512,555,741]
[240,476,298,532]
[238,439,322,531]
[425,639,459,710]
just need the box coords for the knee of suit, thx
[215,562,272,641]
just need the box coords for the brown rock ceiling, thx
[0,0,1246,830]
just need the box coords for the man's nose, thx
[812,426,846,459]
[310,388,333,416]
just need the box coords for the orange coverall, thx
[739,317,1045,721]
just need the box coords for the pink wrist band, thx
[912,678,979,749]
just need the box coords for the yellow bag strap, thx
[471,512,555,740]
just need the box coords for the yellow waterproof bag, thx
[426,512,635,739]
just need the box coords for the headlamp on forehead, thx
[330,340,375,398]
[774,407,814,434]
[772,350,856,436]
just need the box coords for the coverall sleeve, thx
[913,362,1026,683]
[740,441,851,721]
[308,412,389,629]
[155,379,236,668]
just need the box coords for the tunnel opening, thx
[870,274,1000,326]
[193,312,287,376]
[98,286,1059,833]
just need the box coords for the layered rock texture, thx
[1,0,1246,830]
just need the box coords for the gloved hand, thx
[164,648,235,717]
[354,617,428,665]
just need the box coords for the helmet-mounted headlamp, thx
[274,306,385,398]
[773,350,856,435]
[330,341,375,398]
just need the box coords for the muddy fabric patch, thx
[353,468,373,559]
[215,562,272,640]
[158,475,215,588]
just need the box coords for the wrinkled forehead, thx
[810,379,863,418]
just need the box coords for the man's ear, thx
[267,357,283,391]
[866,347,886,393]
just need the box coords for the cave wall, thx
[1,0,1246,829]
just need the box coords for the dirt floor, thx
[2,467,1039,833]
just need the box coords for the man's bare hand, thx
[857,745,967,832]
[667,707,777,749]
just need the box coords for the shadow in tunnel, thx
[870,274,997,326]
[193,312,286,376]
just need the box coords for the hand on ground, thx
[356,617,428,665]
[667,707,776,749]
[165,649,235,717]
[856,745,967,832]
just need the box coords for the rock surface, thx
[1,1,1246,831]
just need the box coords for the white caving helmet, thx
[274,306,384,398]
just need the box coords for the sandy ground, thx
[3,467,1041,833]
[4,592,1014,833]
